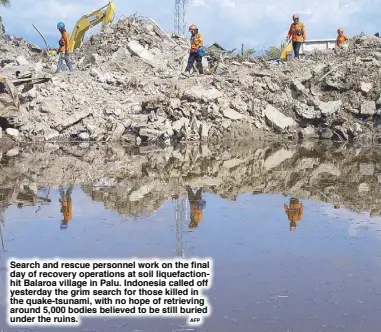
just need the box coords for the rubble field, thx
[1,15,381,144]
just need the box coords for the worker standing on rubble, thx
[284,197,304,231]
[183,24,204,76]
[56,22,73,73]
[286,14,306,59]
[336,28,349,48]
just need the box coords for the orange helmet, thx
[292,13,299,19]
[189,24,198,31]
[337,28,344,33]
[334,204,340,209]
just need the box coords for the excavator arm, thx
[68,1,115,52]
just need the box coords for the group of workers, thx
[55,15,349,75]
[286,13,349,59]
[182,14,350,75]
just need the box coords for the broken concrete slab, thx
[222,108,245,120]
[264,104,297,131]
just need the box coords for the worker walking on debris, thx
[284,197,304,231]
[336,28,349,48]
[183,24,204,76]
[56,22,73,73]
[186,185,206,229]
[59,184,73,229]
[286,14,306,59]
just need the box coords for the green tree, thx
[264,45,281,60]
[0,0,10,35]
[241,43,255,59]
[0,0,10,7]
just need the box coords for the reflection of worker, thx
[59,185,73,229]
[286,14,306,59]
[183,24,204,76]
[336,28,349,48]
[56,22,73,73]
[334,204,340,209]
[284,197,304,231]
[186,186,206,230]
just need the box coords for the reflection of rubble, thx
[0,19,381,144]
[0,142,380,220]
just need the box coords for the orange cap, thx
[189,24,198,31]
[293,13,299,19]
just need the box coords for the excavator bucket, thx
[280,42,293,61]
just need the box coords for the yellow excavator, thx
[48,1,115,55]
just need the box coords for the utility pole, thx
[174,0,188,36]
[172,193,187,257]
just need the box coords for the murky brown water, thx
[1,141,381,331]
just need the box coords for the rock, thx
[300,126,319,139]
[170,98,181,109]
[264,148,296,170]
[127,40,163,69]
[184,86,223,102]
[139,128,161,140]
[291,80,307,94]
[172,118,189,132]
[44,129,60,141]
[295,104,321,119]
[321,128,333,139]
[264,104,297,131]
[351,123,363,136]
[222,108,245,120]
[6,128,19,140]
[359,163,374,176]
[52,108,92,131]
[230,95,248,112]
[16,55,29,66]
[360,82,373,93]
[0,128,2,139]
[111,123,125,141]
[78,132,90,140]
[40,98,63,113]
[360,101,376,115]
[112,47,130,60]
[317,100,342,116]
[35,62,44,72]
[6,148,19,157]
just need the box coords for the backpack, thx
[197,46,206,57]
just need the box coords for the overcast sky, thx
[0,0,380,53]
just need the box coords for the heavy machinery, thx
[68,1,115,52]
[48,1,115,55]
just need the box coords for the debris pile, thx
[1,17,381,144]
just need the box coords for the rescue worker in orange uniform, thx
[336,28,349,48]
[183,24,204,76]
[59,184,73,229]
[56,22,73,73]
[284,197,304,231]
[186,185,206,230]
[286,14,306,59]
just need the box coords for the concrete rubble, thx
[0,18,381,144]
[1,141,381,219]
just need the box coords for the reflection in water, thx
[59,184,73,230]
[186,186,206,230]
[2,142,381,330]
[284,197,304,232]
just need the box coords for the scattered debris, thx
[0,17,380,144]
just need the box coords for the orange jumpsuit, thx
[190,33,203,53]
[287,22,306,42]
[58,31,70,54]
[60,196,72,227]
[336,34,348,47]
[284,200,304,231]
